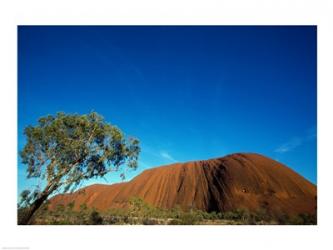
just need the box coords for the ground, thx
[18,197,317,225]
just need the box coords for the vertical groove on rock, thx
[49,153,317,217]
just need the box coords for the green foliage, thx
[18,190,32,208]
[18,112,140,224]
[23,195,317,225]
[129,196,155,218]
[127,198,205,224]
[178,210,203,225]
[21,112,140,195]
[55,204,65,213]
[18,189,43,209]
[80,203,88,212]
[223,208,244,220]
[170,205,182,219]
[287,213,317,225]
[67,201,75,211]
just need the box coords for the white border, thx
[1,1,333,250]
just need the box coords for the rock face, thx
[49,153,317,216]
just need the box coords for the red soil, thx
[49,153,317,216]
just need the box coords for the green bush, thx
[67,201,75,211]
[288,213,317,225]
[178,210,203,225]
[169,205,184,219]
[80,203,88,212]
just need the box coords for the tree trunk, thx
[18,181,60,225]
[18,192,50,225]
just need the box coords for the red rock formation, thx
[49,153,317,216]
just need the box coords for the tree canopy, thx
[18,112,140,224]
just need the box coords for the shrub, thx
[129,196,154,218]
[55,204,65,213]
[179,210,202,225]
[276,214,290,225]
[122,215,129,224]
[107,216,119,225]
[89,210,103,225]
[205,211,218,220]
[223,210,242,220]
[67,201,75,211]
[252,208,270,222]
[170,205,182,219]
[289,213,317,225]
[80,203,88,212]
[142,218,158,225]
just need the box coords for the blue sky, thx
[18,26,317,195]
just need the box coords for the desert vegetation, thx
[18,197,316,225]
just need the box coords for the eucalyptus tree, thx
[18,112,140,224]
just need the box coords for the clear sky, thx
[18,26,317,195]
